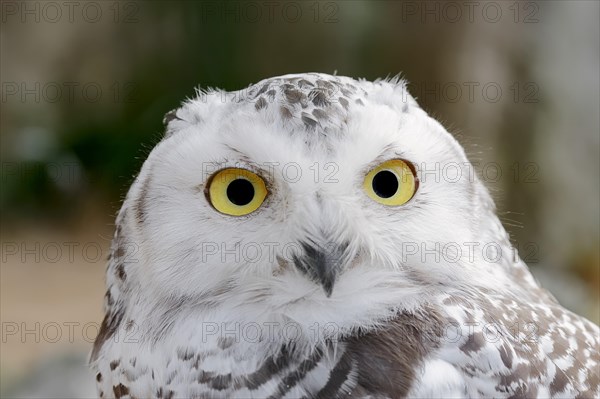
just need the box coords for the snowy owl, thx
[91,73,599,398]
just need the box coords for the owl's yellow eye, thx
[363,159,417,206]
[206,168,267,216]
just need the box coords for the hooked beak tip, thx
[323,281,334,298]
[293,241,348,298]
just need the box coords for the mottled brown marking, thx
[315,349,353,398]
[105,290,114,307]
[575,390,595,399]
[498,363,529,388]
[165,369,178,385]
[113,383,129,398]
[136,171,152,224]
[280,106,292,119]
[270,347,324,397]
[244,345,292,389]
[113,230,127,282]
[301,113,317,130]
[312,109,329,121]
[217,336,235,350]
[284,88,304,104]
[344,308,443,398]
[498,344,513,369]
[460,331,486,354]
[341,88,354,97]
[114,242,125,259]
[550,330,570,358]
[116,263,126,281]
[255,97,267,110]
[310,89,330,107]
[197,369,216,384]
[298,79,314,88]
[550,368,569,395]
[338,97,349,109]
[123,366,148,382]
[90,305,125,361]
[110,359,120,371]
[255,83,270,97]
[211,373,233,390]
[316,79,335,90]
[177,346,194,361]
[510,383,538,399]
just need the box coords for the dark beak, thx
[292,241,349,297]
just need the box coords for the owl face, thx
[127,74,496,329]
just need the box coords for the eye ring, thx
[206,168,268,216]
[363,159,417,206]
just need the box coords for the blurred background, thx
[1,0,599,397]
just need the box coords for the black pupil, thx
[372,170,399,198]
[227,179,255,206]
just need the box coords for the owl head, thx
[114,73,517,336]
